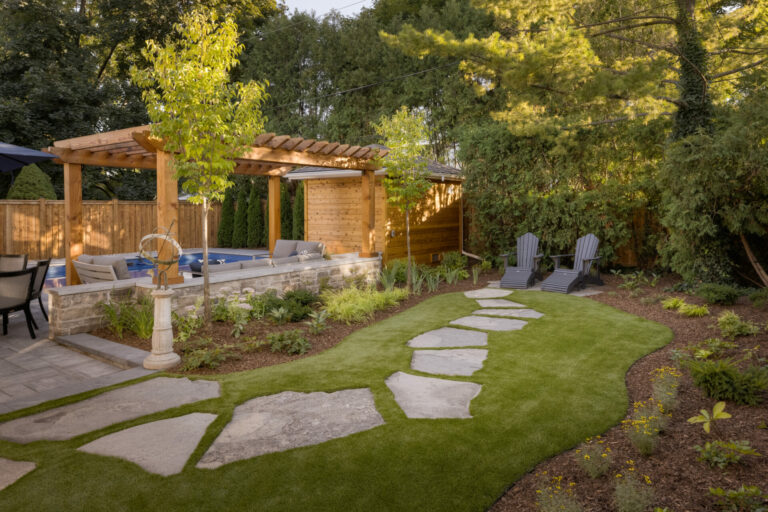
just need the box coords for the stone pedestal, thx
[143,288,181,370]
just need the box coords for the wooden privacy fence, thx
[0,199,222,260]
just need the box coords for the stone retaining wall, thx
[47,254,381,338]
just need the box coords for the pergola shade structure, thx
[45,125,387,285]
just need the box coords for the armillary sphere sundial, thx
[138,220,183,290]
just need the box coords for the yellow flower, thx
[602,453,608,458]
[615,473,622,478]
[584,455,591,460]
[644,475,652,485]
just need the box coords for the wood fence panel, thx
[0,200,221,259]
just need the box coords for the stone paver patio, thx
[0,458,36,491]
[450,316,528,332]
[411,349,487,376]
[472,308,544,319]
[407,327,488,348]
[385,372,482,419]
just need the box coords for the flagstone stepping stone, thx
[407,327,487,348]
[473,308,544,319]
[411,349,487,377]
[78,413,217,476]
[450,316,527,332]
[476,299,526,308]
[0,458,36,491]
[0,377,220,444]
[385,372,481,419]
[197,389,384,469]
[464,288,512,299]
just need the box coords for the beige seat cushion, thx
[92,256,130,280]
[272,255,300,265]
[241,258,272,269]
[296,241,323,255]
[272,240,298,259]
[207,262,244,273]
[298,253,323,262]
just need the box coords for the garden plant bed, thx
[91,273,500,374]
[493,274,768,512]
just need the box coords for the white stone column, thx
[143,289,180,370]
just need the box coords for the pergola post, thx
[268,175,281,255]
[360,170,376,257]
[155,150,183,284]
[63,163,83,285]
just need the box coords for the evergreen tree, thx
[280,183,292,239]
[247,181,264,247]
[217,187,236,247]
[232,185,249,248]
[264,201,270,248]
[292,180,304,240]
[6,164,56,200]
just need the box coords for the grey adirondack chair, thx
[500,233,543,289]
[541,233,602,294]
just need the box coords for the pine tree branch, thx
[600,33,678,55]
[708,57,768,79]
[588,20,676,38]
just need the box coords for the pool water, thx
[47,252,260,280]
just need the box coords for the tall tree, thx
[247,181,265,247]
[292,181,304,240]
[373,106,432,289]
[280,183,292,240]
[132,8,268,322]
[218,187,236,247]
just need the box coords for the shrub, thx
[100,300,126,338]
[305,309,329,335]
[267,329,311,355]
[172,305,204,343]
[283,288,319,307]
[269,306,290,325]
[181,343,240,371]
[472,265,481,285]
[5,164,56,200]
[718,311,760,339]
[378,266,398,291]
[292,180,304,240]
[231,185,249,248]
[535,474,584,512]
[651,367,682,413]
[480,259,493,272]
[283,299,312,322]
[425,270,442,293]
[622,398,669,456]
[321,286,408,324]
[687,359,768,405]
[280,184,292,239]
[710,485,768,511]
[217,187,235,247]
[679,303,709,317]
[574,436,612,478]
[442,251,467,271]
[662,297,685,310]
[748,288,768,308]
[444,267,462,285]
[697,283,742,305]
[412,267,426,295]
[123,296,154,339]
[246,181,264,248]
[695,440,760,469]
[688,338,737,360]
[614,472,654,512]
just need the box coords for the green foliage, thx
[688,401,732,435]
[718,311,761,340]
[613,270,660,291]
[650,366,682,414]
[101,296,155,340]
[280,183,292,240]
[472,265,480,285]
[687,360,768,405]
[292,181,304,240]
[614,473,654,512]
[378,267,398,292]
[425,270,442,293]
[412,266,426,295]
[662,297,685,310]
[247,180,265,248]
[172,305,204,344]
[5,164,56,200]
[441,251,467,271]
[679,303,709,318]
[443,267,462,285]
[697,284,742,306]
[622,399,669,456]
[305,309,329,335]
[283,289,319,307]
[100,300,126,339]
[217,188,236,247]
[709,485,768,512]
[749,288,768,308]
[269,306,290,325]
[574,437,612,479]
[232,185,248,248]
[695,440,760,470]
[180,341,240,371]
[320,285,409,324]
[535,475,584,512]
[687,338,738,361]
[267,329,311,355]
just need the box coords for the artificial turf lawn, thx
[0,291,672,512]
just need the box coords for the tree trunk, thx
[740,233,768,287]
[202,198,211,324]
[405,208,412,290]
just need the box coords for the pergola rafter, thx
[44,125,386,285]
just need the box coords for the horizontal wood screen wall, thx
[305,178,387,256]
[0,199,221,260]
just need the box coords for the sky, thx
[281,0,375,18]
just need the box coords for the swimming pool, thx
[47,252,260,279]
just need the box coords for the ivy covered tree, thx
[232,185,249,248]
[217,187,236,247]
[292,181,304,240]
[247,181,264,248]
[132,8,268,322]
[5,164,57,200]
[373,106,432,288]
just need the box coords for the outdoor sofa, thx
[188,240,325,277]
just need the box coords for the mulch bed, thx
[492,275,768,512]
[92,273,499,375]
[92,273,768,509]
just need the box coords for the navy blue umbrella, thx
[0,142,53,173]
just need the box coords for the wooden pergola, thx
[44,125,387,285]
